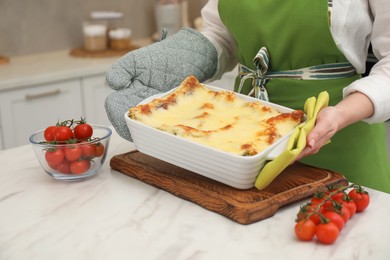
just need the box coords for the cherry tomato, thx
[47,160,59,170]
[339,204,351,223]
[323,211,345,231]
[321,199,334,211]
[74,123,93,140]
[94,143,105,157]
[297,203,323,225]
[70,160,91,174]
[348,188,370,212]
[45,149,64,166]
[311,191,326,204]
[342,200,357,218]
[44,126,57,142]
[64,146,82,162]
[54,126,73,142]
[316,222,340,244]
[81,142,96,159]
[57,160,71,174]
[295,219,316,241]
[331,192,345,203]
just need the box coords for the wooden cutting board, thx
[110,151,348,225]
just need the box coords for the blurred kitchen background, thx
[0,0,388,157]
[0,0,215,150]
[0,0,208,56]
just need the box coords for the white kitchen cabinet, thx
[81,74,114,126]
[0,79,83,149]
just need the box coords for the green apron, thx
[218,0,390,193]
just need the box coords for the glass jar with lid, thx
[155,0,183,38]
[82,21,108,51]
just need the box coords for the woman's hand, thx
[296,91,375,161]
[295,106,341,160]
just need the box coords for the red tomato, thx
[47,160,59,170]
[54,126,73,142]
[311,191,326,204]
[348,188,370,212]
[339,204,351,223]
[94,143,105,157]
[74,123,93,140]
[45,149,65,166]
[323,211,345,231]
[333,192,345,203]
[70,160,91,174]
[321,199,335,211]
[295,219,316,241]
[342,200,357,218]
[297,203,323,225]
[81,143,96,159]
[57,160,71,174]
[316,222,340,244]
[44,126,57,142]
[64,146,82,162]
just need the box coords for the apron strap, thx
[238,47,356,101]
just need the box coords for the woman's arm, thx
[342,0,390,123]
[298,0,390,159]
[200,0,237,80]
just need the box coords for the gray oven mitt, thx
[105,27,218,141]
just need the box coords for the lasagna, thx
[128,76,304,156]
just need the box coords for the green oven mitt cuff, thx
[254,91,330,190]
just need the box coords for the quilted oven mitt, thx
[254,91,330,190]
[105,28,218,141]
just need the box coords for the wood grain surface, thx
[110,151,348,225]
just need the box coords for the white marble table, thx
[1,129,389,260]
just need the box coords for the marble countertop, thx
[1,128,389,260]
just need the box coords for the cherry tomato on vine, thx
[70,160,91,174]
[323,211,345,231]
[311,191,326,204]
[74,123,93,140]
[44,126,58,142]
[348,188,370,212]
[342,200,357,217]
[297,203,322,225]
[316,222,340,244]
[45,149,65,166]
[54,126,73,142]
[330,191,345,204]
[64,146,82,162]
[94,143,105,157]
[339,204,351,223]
[295,219,316,241]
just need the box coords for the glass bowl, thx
[29,125,112,181]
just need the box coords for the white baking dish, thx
[124,84,304,189]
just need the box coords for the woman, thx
[105,0,390,193]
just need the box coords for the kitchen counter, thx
[0,39,152,92]
[0,50,118,92]
[1,129,389,260]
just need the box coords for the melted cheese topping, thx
[129,76,304,156]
